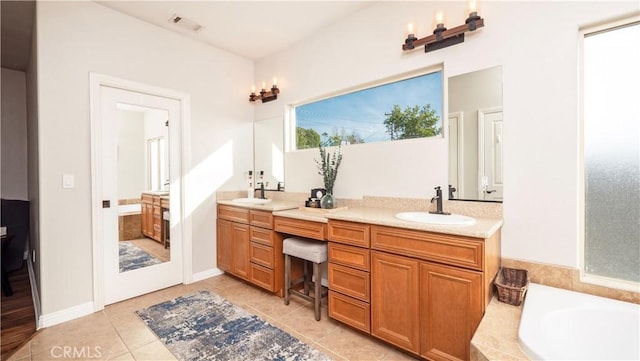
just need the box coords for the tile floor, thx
[6,274,419,361]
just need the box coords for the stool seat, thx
[283,237,328,321]
[283,237,327,263]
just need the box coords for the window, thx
[148,137,167,191]
[293,70,443,149]
[582,20,640,286]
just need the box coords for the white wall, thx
[1,68,29,200]
[36,1,253,315]
[254,2,639,268]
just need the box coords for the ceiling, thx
[2,1,373,71]
[96,1,374,61]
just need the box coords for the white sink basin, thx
[395,212,475,226]
[231,198,272,205]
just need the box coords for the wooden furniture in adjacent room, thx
[141,192,167,244]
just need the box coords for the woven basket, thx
[495,267,529,306]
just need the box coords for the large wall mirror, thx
[254,116,285,191]
[116,104,170,272]
[448,65,503,202]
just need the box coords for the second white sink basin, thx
[395,212,476,226]
[231,198,272,205]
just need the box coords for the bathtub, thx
[118,203,141,216]
[519,283,640,360]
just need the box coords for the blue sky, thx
[296,71,442,143]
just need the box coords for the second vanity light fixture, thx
[249,78,280,103]
[403,0,484,53]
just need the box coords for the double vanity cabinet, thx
[216,201,502,361]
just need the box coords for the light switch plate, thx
[0,226,6,237]
[63,174,75,189]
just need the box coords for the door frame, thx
[448,111,464,199]
[89,73,192,311]
[477,106,503,200]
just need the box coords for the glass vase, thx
[320,193,336,209]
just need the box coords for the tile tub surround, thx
[470,257,640,361]
[500,258,639,304]
[119,214,143,241]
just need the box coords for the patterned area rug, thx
[136,290,330,361]
[119,241,162,272]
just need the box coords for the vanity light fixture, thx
[249,78,280,103]
[403,1,484,53]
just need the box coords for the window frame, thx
[578,15,640,292]
[285,64,444,152]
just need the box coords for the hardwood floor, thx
[1,266,36,360]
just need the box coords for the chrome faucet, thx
[429,186,450,215]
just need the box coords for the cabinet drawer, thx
[328,263,370,302]
[274,217,326,241]
[328,243,370,271]
[218,205,250,224]
[153,196,161,206]
[160,197,169,209]
[250,242,274,268]
[250,210,273,229]
[250,226,273,246]
[250,263,275,292]
[141,194,153,204]
[329,291,371,333]
[328,220,370,247]
[371,225,484,271]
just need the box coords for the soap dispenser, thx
[247,182,254,199]
[247,170,254,198]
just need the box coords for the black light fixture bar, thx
[403,17,484,52]
[249,80,280,103]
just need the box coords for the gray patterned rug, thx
[119,241,162,272]
[135,290,330,361]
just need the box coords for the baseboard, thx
[26,258,42,329]
[38,302,94,329]
[191,268,224,283]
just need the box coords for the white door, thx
[100,85,183,305]
[448,112,464,199]
[478,107,503,201]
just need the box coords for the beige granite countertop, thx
[471,297,529,361]
[142,190,169,196]
[326,207,503,239]
[216,199,300,212]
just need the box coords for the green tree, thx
[321,129,365,146]
[297,127,321,149]
[383,104,441,140]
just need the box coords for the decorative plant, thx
[315,142,343,195]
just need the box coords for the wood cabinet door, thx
[420,262,483,361]
[216,219,233,272]
[232,222,250,280]
[371,251,420,355]
[143,203,154,238]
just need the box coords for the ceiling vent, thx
[168,14,204,33]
